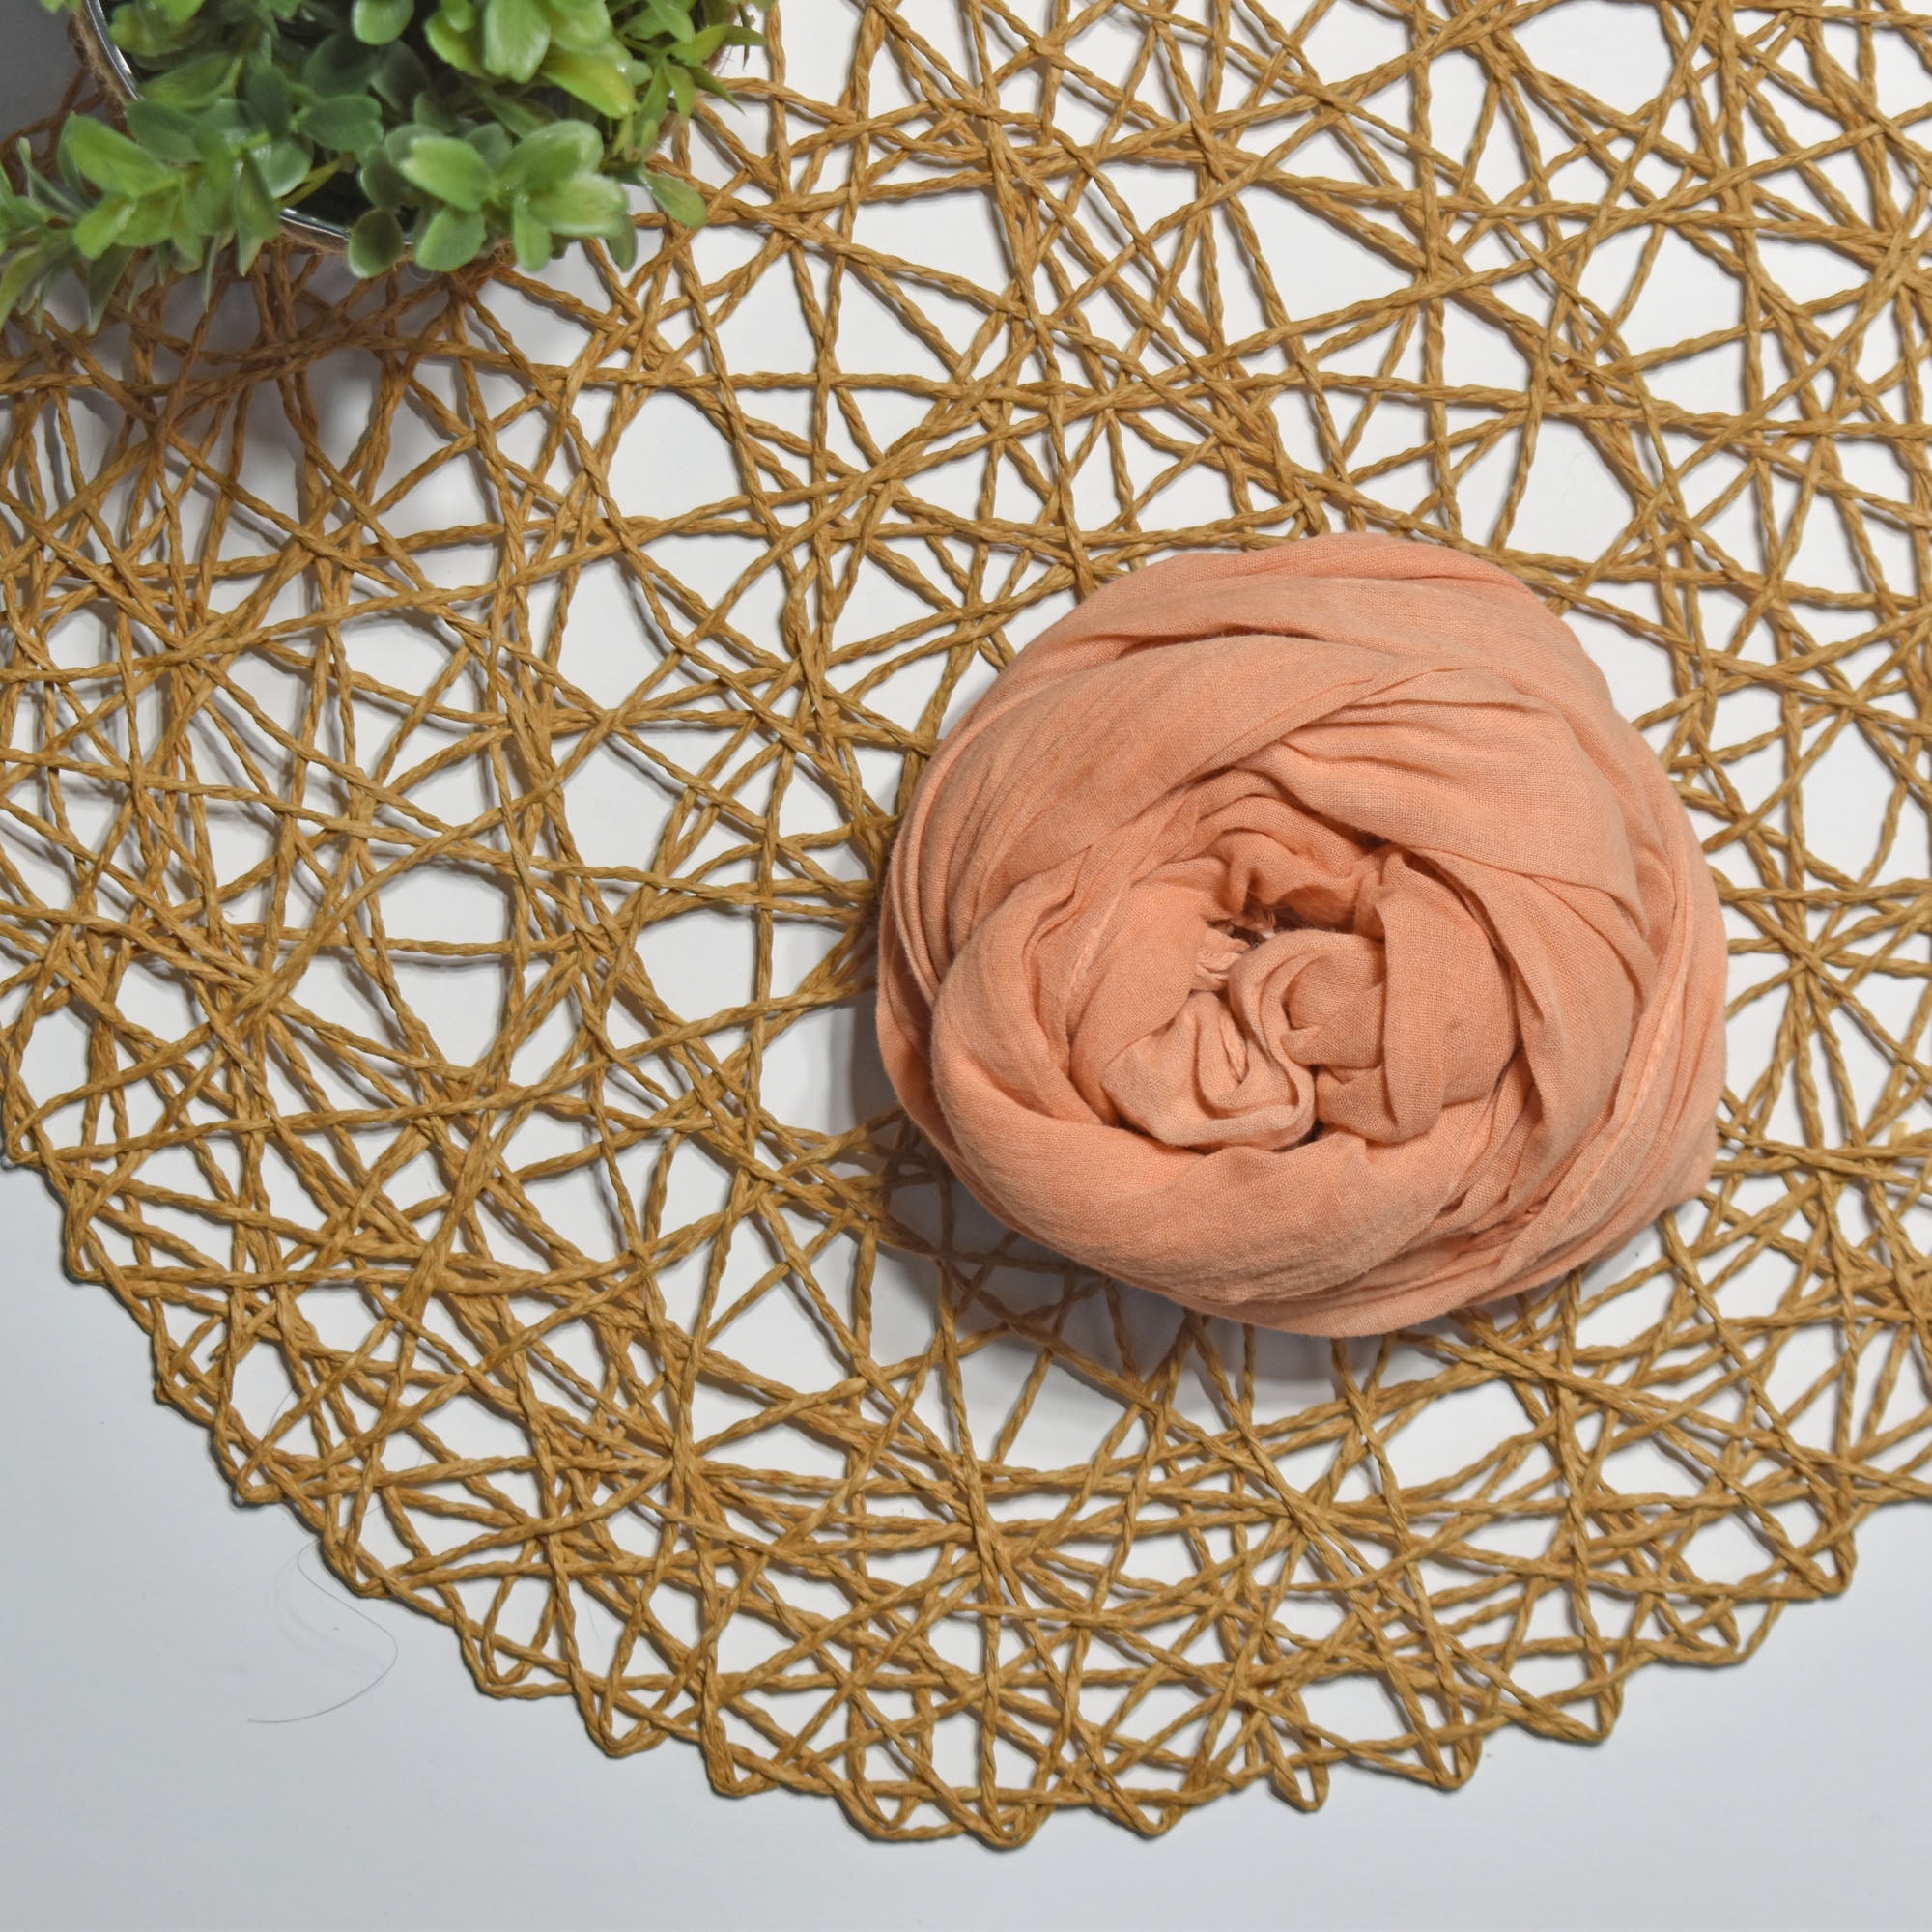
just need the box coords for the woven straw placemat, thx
[2,0,1929,1845]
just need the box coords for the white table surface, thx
[4,7,1931,1927]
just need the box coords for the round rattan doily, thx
[3,0,1930,1845]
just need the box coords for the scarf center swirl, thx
[877,533,1727,1336]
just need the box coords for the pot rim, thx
[75,0,351,249]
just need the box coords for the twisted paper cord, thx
[0,0,1929,1842]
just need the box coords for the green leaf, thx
[631,0,694,41]
[185,160,237,232]
[54,134,86,197]
[304,35,381,95]
[359,151,410,209]
[72,197,136,261]
[371,43,431,108]
[538,47,636,117]
[116,190,182,249]
[60,118,178,199]
[346,207,408,276]
[670,25,729,61]
[398,133,496,212]
[25,144,88,219]
[235,155,280,244]
[546,0,622,53]
[497,119,601,193]
[168,208,203,267]
[526,171,626,235]
[298,95,383,153]
[84,245,129,331]
[643,170,706,228]
[123,99,202,166]
[482,0,550,82]
[412,204,487,270]
[352,0,413,43]
[109,9,183,59]
[197,99,254,161]
[254,137,313,200]
[422,10,485,74]
[469,124,514,172]
[491,96,548,137]
[143,52,238,109]
[0,246,48,329]
[243,57,294,138]
[510,198,550,270]
[637,65,669,125]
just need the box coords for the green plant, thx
[0,0,765,328]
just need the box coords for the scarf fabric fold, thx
[876,533,1728,1335]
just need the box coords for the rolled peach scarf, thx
[875,533,1727,1336]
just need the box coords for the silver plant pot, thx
[74,0,352,252]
